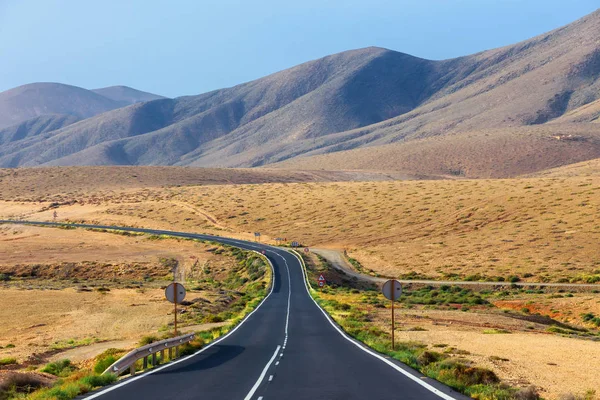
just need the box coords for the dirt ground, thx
[315,286,600,400]
[392,309,600,399]
[0,287,171,363]
[3,176,599,283]
[0,225,259,368]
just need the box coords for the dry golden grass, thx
[163,178,600,283]
[0,225,261,367]
[0,225,233,280]
[0,166,404,201]
[3,175,600,283]
[0,287,171,363]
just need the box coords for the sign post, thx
[382,279,402,350]
[254,232,261,242]
[165,283,186,337]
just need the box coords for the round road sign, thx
[318,274,326,287]
[382,280,402,301]
[165,283,186,304]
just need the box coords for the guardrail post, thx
[169,347,173,360]
[175,346,179,358]
[130,364,136,376]
[160,349,165,364]
[152,352,157,366]
[143,356,148,369]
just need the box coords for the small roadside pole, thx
[165,282,186,337]
[254,232,261,242]
[382,279,402,350]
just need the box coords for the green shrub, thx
[94,355,117,374]
[44,382,83,400]
[417,351,446,366]
[0,357,17,366]
[41,359,74,376]
[203,314,224,323]
[581,312,600,327]
[78,374,117,388]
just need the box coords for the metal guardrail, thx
[103,333,195,376]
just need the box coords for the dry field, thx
[0,225,267,370]
[164,177,600,285]
[2,172,600,284]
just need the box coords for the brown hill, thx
[0,83,122,129]
[526,156,600,178]
[272,124,600,178]
[0,9,599,175]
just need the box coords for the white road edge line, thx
[288,250,458,400]
[243,345,281,400]
[85,251,276,399]
[277,254,292,343]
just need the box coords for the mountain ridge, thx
[0,9,599,176]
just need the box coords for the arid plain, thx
[0,166,599,399]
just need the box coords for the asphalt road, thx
[1,221,466,400]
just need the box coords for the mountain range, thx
[0,9,599,177]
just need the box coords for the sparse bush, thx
[41,359,74,377]
[0,372,54,397]
[417,351,445,366]
[514,385,540,400]
[138,335,160,346]
[78,374,117,388]
[0,357,17,366]
[93,355,117,374]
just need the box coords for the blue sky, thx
[0,0,598,98]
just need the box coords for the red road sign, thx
[318,274,326,287]
[304,247,309,253]
[261,250,266,255]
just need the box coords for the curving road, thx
[1,221,466,400]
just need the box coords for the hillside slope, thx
[0,83,122,129]
[0,114,80,145]
[91,86,166,105]
[0,9,599,174]
[271,124,600,178]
